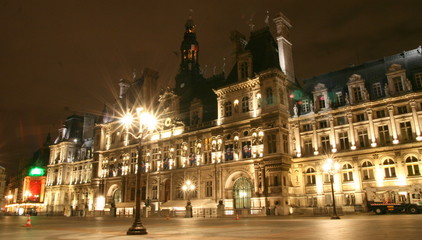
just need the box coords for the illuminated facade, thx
[44,114,97,216]
[94,13,295,216]
[43,12,422,216]
[288,48,422,214]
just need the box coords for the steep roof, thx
[302,46,422,99]
[225,27,280,85]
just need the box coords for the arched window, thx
[241,97,250,112]
[406,156,420,176]
[113,189,122,203]
[233,177,252,208]
[266,88,273,104]
[383,159,396,178]
[361,161,374,180]
[224,101,232,117]
[342,164,354,182]
[305,168,316,185]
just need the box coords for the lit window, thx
[406,156,420,176]
[342,164,354,182]
[305,168,316,185]
[241,97,250,112]
[361,161,374,180]
[383,159,396,178]
[224,101,232,117]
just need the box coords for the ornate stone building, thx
[289,47,422,214]
[44,114,96,216]
[44,11,422,216]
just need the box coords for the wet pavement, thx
[0,214,421,239]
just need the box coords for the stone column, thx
[366,108,377,147]
[347,113,356,150]
[329,117,336,152]
[387,105,399,144]
[410,100,422,141]
[294,122,301,157]
[312,120,318,155]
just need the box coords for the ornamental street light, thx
[182,180,195,218]
[121,107,157,235]
[322,157,341,219]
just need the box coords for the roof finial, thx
[188,9,193,19]
[265,10,270,25]
[249,16,255,31]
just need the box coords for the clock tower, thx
[175,13,201,96]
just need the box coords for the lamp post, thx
[182,180,195,218]
[322,158,341,219]
[121,107,157,235]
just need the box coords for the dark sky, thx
[1,0,421,175]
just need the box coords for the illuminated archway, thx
[233,177,252,209]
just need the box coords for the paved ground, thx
[0,214,421,240]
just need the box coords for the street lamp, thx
[322,157,341,219]
[182,180,195,218]
[121,107,157,235]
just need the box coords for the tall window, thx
[266,88,273,105]
[400,121,413,142]
[345,193,356,206]
[336,92,343,106]
[339,132,350,150]
[353,87,363,102]
[393,77,404,92]
[358,129,369,148]
[152,185,158,199]
[342,164,354,182]
[318,95,325,109]
[267,134,277,154]
[205,181,213,197]
[321,136,330,152]
[406,156,420,176]
[397,106,408,114]
[241,97,250,112]
[302,99,310,113]
[240,62,248,79]
[378,125,391,145]
[224,101,232,117]
[304,139,313,155]
[283,134,289,153]
[305,168,316,185]
[415,72,422,88]
[372,83,382,97]
[361,161,374,180]
[233,177,252,208]
[383,159,396,178]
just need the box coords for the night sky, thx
[1,0,421,175]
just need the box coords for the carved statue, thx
[293,104,298,117]
[345,93,350,105]
[384,83,390,97]
[310,102,314,113]
[363,88,370,100]
[405,78,413,91]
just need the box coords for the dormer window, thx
[347,74,368,104]
[352,87,363,102]
[372,82,382,97]
[415,72,422,88]
[240,62,248,79]
[393,76,404,92]
[318,95,325,110]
